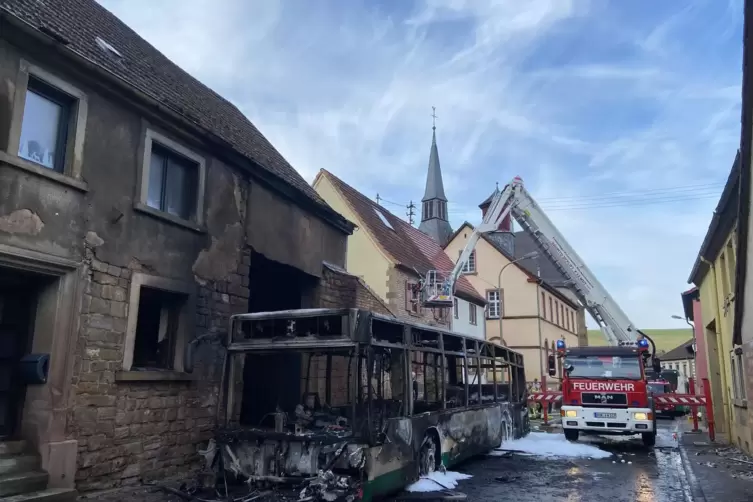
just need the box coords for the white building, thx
[659,339,696,393]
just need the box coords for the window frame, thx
[405,281,420,314]
[486,289,501,319]
[453,298,459,319]
[121,272,196,375]
[136,127,207,230]
[730,349,747,404]
[469,303,478,325]
[460,250,477,274]
[6,60,88,187]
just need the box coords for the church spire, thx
[419,107,453,245]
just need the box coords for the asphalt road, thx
[417,420,697,502]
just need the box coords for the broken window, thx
[146,142,199,221]
[132,287,185,369]
[18,76,75,173]
[405,281,420,313]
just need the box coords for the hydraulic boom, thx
[422,176,642,346]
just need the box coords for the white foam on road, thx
[492,432,612,459]
[406,471,473,492]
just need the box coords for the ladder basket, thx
[422,270,454,308]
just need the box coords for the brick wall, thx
[385,267,450,328]
[314,263,392,315]
[69,247,250,490]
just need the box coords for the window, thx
[423,201,434,220]
[555,301,560,325]
[9,62,89,181]
[460,250,476,274]
[566,309,571,331]
[138,128,206,226]
[720,252,730,297]
[147,143,199,220]
[17,77,75,172]
[469,303,477,325]
[486,290,500,319]
[541,292,546,318]
[132,287,184,369]
[405,281,420,313]
[731,350,747,402]
[548,297,553,321]
[571,311,576,332]
[122,273,194,373]
[726,238,737,293]
[453,298,458,319]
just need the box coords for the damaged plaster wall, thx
[0,35,352,492]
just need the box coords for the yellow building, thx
[444,221,582,385]
[729,0,753,456]
[689,152,746,448]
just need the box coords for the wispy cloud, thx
[99,0,743,330]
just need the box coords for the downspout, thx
[701,256,732,435]
[536,267,544,382]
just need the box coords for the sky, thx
[98,0,744,330]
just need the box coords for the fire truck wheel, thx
[564,429,579,441]
[641,431,656,447]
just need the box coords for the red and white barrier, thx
[527,392,563,403]
[654,395,706,405]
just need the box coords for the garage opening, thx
[241,251,318,425]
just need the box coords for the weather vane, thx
[431,106,438,130]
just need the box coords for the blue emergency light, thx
[638,339,649,349]
[556,339,566,350]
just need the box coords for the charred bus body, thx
[206,309,528,500]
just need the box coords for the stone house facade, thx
[312,169,487,336]
[0,1,361,497]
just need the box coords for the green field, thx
[586,328,693,354]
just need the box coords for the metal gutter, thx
[733,0,753,347]
[687,151,741,284]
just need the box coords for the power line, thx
[446,182,726,206]
[449,191,720,213]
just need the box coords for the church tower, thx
[418,108,453,245]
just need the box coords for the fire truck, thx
[551,339,658,446]
[647,378,676,418]
[418,176,662,447]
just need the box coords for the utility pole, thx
[407,200,416,225]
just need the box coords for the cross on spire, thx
[431,106,438,131]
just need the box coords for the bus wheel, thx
[564,429,579,441]
[419,435,438,477]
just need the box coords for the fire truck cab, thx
[550,339,659,447]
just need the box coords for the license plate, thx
[594,412,616,419]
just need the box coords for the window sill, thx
[461,271,478,276]
[733,398,748,409]
[0,151,88,192]
[134,202,206,233]
[115,370,196,382]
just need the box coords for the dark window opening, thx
[18,76,75,173]
[146,143,199,221]
[132,287,185,370]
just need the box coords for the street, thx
[396,420,752,502]
[82,419,753,502]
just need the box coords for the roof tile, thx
[1,0,326,207]
[321,170,485,304]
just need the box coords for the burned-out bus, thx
[204,308,528,501]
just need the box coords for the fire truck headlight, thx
[633,412,649,421]
[564,410,577,418]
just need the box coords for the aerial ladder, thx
[421,176,647,347]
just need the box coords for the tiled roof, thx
[0,0,330,211]
[661,339,695,361]
[513,231,569,287]
[319,170,485,305]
